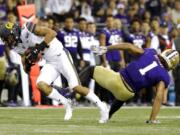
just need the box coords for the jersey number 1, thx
[139,61,158,75]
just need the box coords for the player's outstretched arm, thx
[148,81,165,123]
[91,43,144,56]
[107,43,144,56]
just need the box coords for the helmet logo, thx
[5,22,14,30]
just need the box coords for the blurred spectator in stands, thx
[146,0,162,17]
[45,0,73,22]
[150,21,175,52]
[142,11,151,23]
[114,18,121,30]
[174,24,180,105]
[69,0,80,21]
[149,17,160,38]
[108,0,117,16]
[7,0,22,16]
[131,2,140,17]
[167,0,175,8]
[34,0,46,17]
[0,0,7,21]
[7,12,17,23]
[171,0,180,24]
[92,0,106,22]
[78,0,94,22]
[161,12,174,31]
[170,26,178,41]
[160,0,170,15]
[141,21,151,48]
[138,0,146,17]
[127,4,139,23]
[115,3,129,27]
[117,0,128,7]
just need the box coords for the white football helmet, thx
[160,49,179,70]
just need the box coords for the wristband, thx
[36,41,49,51]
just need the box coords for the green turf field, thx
[0,107,179,135]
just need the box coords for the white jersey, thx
[13,22,80,89]
[14,23,64,62]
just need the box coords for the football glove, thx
[24,41,48,64]
[25,47,40,64]
[91,45,107,55]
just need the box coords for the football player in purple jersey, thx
[81,43,179,124]
[57,15,84,71]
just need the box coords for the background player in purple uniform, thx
[99,15,125,70]
[57,15,84,71]
[81,43,179,124]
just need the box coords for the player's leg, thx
[90,66,135,118]
[109,99,124,119]
[59,49,109,123]
[80,66,125,119]
[0,56,6,81]
[36,64,72,120]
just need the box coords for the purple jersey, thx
[0,44,4,57]
[120,49,170,92]
[79,31,91,54]
[0,4,7,21]
[126,33,146,48]
[115,15,130,27]
[57,28,80,54]
[101,28,124,61]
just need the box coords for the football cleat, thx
[99,102,109,124]
[146,120,161,124]
[64,99,73,121]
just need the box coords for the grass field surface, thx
[0,107,180,135]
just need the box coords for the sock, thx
[48,88,68,105]
[109,99,124,119]
[85,90,104,110]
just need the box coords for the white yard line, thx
[0,106,180,109]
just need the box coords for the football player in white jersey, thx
[0,22,109,123]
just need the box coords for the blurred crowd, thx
[0,0,180,107]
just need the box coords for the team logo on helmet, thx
[5,22,14,30]
[161,49,179,70]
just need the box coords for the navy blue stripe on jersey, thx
[83,49,91,53]
[63,48,81,85]
[26,22,36,33]
[0,45,4,56]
